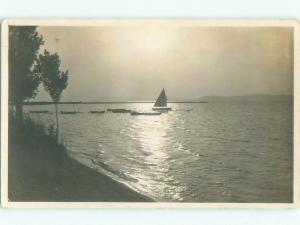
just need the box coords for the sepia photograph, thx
[1,20,299,208]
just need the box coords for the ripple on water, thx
[25,102,293,202]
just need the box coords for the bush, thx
[9,114,66,157]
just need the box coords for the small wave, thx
[270,137,280,141]
[91,159,138,183]
[215,181,224,185]
[78,152,97,158]
[139,150,152,156]
[221,138,250,143]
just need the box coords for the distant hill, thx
[198,95,293,102]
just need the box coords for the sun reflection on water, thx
[127,103,186,201]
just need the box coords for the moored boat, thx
[60,111,79,114]
[29,110,49,114]
[107,108,131,113]
[89,110,105,114]
[130,111,161,116]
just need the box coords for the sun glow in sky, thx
[35,26,293,101]
[116,27,180,59]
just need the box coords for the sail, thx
[154,89,167,107]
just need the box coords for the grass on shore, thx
[8,115,153,202]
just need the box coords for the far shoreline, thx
[22,101,209,105]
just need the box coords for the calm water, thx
[24,102,293,202]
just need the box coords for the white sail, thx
[154,89,167,107]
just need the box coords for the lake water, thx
[24,102,293,202]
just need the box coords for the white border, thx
[1,19,299,208]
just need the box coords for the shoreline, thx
[8,118,153,202]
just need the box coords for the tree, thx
[35,50,69,140]
[9,26,44,123]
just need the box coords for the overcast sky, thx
[35,26,293,101]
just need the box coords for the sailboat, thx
[152,88,172,111]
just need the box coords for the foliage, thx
[9,26,44,104]
[35,50,69,140]
[9,114,66,157]
[47,124,56,138]
[35,50,69,102]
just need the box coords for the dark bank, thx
[8,115,153,202]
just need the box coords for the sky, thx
[35,26,293,101]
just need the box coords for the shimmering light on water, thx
[24,102,293,202]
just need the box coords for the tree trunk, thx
[55,103,59,141]
[15,101,23,124]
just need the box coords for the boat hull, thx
[60,111,78,114]
[107,108,131,113]
[89,111,105,114]
[29,110,49,114]
[130,111,161,116]
[152,107,172,111]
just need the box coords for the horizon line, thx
[22,101,209,105]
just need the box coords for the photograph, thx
[1,20,299,208]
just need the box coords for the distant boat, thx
[89,110,105,114]
[152,88,171,111]
[60,110,79,114]
[29,110,49,114]
[130,111,161,116]
[107,108,131,113]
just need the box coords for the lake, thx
[24,101,293,202]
